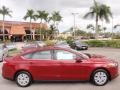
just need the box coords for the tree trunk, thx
[40,19,42,41]
[30,18,32,40]
[2,15,5,42]
[53,21,56,39]
[95,15,99,39]
[56,22,59,39]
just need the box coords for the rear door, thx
[22,50,61,80]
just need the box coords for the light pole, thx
[111,16,114,38]
[71,13,79,38]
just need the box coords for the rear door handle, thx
[29,62,33,64]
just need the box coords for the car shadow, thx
[33,80,89,85]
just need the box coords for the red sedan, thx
[2,46,119,87]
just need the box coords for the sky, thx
[0,0,120,33]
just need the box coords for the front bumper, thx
[109,66,119,80]
[77,46,88,50]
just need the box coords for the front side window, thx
[55,50,76,60]
[23,50,52,60]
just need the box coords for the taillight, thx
[3,60,7,64]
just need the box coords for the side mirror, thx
[84,53,91,58]
[75,58,82,63]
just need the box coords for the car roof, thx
[21,46,71,55]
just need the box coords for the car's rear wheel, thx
[15,71,32,87]
[0,55,4,62]
[2,54,5,62]
[91,69,109,86]
[75,47,78,50]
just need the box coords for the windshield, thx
[75,41,85,44]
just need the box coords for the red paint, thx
[2,46,119,81]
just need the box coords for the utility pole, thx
[71,13,78,38]
[111,16,114,38]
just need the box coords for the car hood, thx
[76,43,88,46]
[89,57,116,63]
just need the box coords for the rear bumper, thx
[2,73,13,81]
[2,63,15,80]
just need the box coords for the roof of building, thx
[0,20,48,29]
[10,25,25,35]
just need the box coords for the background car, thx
[21,41,46,52]
[55,41,70,48]
[34,41,46,47]
[6,43,17,51]
[0,44,8,62]
[22,42,39,48]
[2,46,118,87]
[71,40,88,50]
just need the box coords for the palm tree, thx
[48,24,56,40]
[24,9,36,40]
[114,24,120,29]
[84,0,112,39]
[43,13,52,39]
[0,6,12,41]
[50,11,62,38]
[113,24,120,35]
[87,24,95,31]
[51,11,62,27]
[35,10,48,40]
[103,27,107,33]
[99,4,112,22]
[43,12,50,24]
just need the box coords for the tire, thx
[2,54,5,62]
[15,71,32,87]
[91,69,109,86]
[0,55,4,62]
[75,47,78,50]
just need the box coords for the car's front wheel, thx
[91,69,109,86]
[15,71,32,87]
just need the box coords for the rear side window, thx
[23,50,52,60]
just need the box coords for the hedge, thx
[84,40,120,48]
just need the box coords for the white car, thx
[35,41,46,47]
[6,43,17,51]
[0,44,8,62]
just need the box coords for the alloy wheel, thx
[16,71,32,87]
[92,69,109,86]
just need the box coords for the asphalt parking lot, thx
[0,47,120,90]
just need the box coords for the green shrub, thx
[85,40,120,48]
[45,40,55,46]
[57,36,65,41]
[65,37,74,48]
[85,40,106,47]
[112,35,120,39]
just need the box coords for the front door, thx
[53,50,88,80]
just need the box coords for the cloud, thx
[0,0,120,32]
